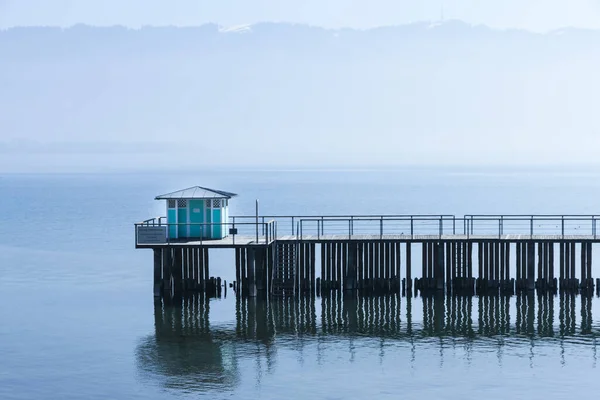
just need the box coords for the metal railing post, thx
[453,216,456,235]
[292,217,295,236]
[349,219,352,239]
[411,216,414,238]
[561,216,564,239]
[530,217,534,237]
[380,217,383,239]
[498,218,501,239]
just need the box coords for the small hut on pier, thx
[155,186,237,240]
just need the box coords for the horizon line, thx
[1,19,598,35]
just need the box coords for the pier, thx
[135,187,600,298]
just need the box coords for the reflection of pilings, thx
[559,292,577,336]
[581,293,593,334]
[444,295,474,337]
[322,293,403,335]
[515,292,535,335]
[477,294,510,336]
[537,293,555,337]
[137,295,242,393]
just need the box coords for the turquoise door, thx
[212,208,222,238]
[189,200,204,238]
[178,207,188,238]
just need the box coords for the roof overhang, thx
[155,186,238,200]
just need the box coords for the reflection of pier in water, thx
[137,293,599,392]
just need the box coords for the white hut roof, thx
[155,186,237,200]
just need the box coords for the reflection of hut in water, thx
[135,296,240,393]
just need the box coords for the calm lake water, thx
[1,167,600,399]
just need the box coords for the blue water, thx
[2,168,600,399]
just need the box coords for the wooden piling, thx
[395,242,401,291]
[451,242,457,286]
[570,242,576,288]
[428,242,434,284]
[346,243,358,291]
[241,247,247,295]
[521,242,527,288]
[173,248,183,295]
[247,248,257,297]
[587,242,593,289]
[581,242,587,285]
[467,242,473,280]
[422,242,428,285]
[446,242,452,289]
[310,243,316,293]
[560,242,566,288]
[153,249,162,296]
[386,242,393,291]
[336,243,342,291]
[435,242,445,290]
[406,243,412,291]
[516,242,521,285]
[527,242,535,290]
[549,242,555,287]
[505,242,510,282]
[494,242,500,286]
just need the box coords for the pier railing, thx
[135,217,277,246]
[463,215,600,238]
[136,214,600,245]
[288,215,600,240]
[231,215,457,237]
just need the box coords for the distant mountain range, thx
[1,21,599,172]
[2,21,600,57]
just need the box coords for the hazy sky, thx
[1,0,600,31]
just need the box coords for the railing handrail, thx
[137,214,600,246]
[135,219,277,246]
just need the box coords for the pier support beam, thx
[153,248,162,297]
[526,242,535,290]
[434,242,445,290]
[345,243,358,291]
[406,243,412,292]
[247,248,257,297]
[173,248,183,296]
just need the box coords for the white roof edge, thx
[155,186,238,200]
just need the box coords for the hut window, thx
[206,199,211,208]
[213,199,221,208]
[168,199,176,209]
[177,199,187,208]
